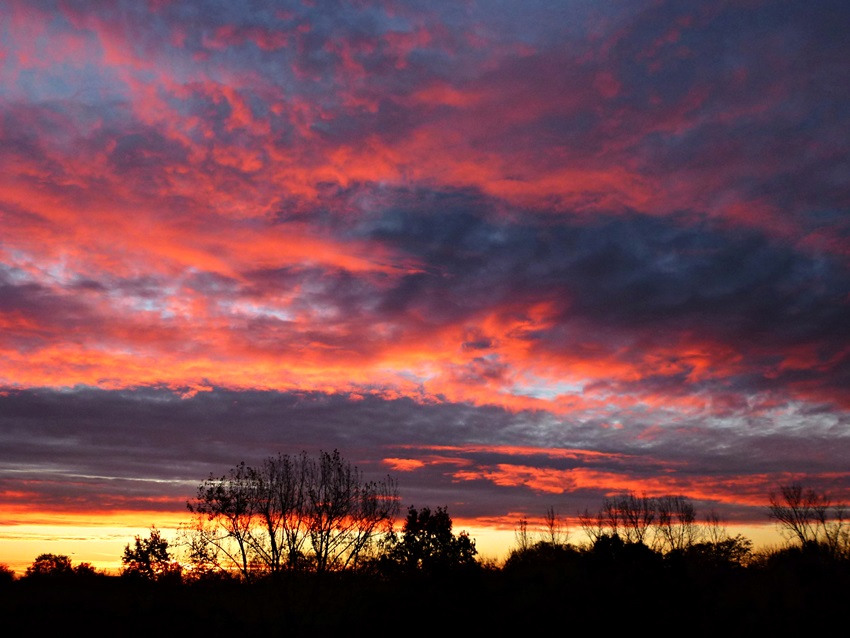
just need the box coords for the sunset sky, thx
[2,0,849,572]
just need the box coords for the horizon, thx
[1,1,848,574]
[1,503,787,577]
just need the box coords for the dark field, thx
[4,544,848,636]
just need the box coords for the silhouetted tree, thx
[769,483,826,546]
[580,492,657,546]
[186,450,398,577]
[578,506,606,543]
[305,449,398,572]
[179,522,231,581]
[25,553,74,578]
[22,553,101,581]
[72,562,99,578]
[543,506,569,546]
[123,527,182,582]
[768,483,850,558]
[684,534,753,569]
[513,507,569,555]
[188,460,256,577]
[703,508,728,545]
[589,532,661,563]
[514,517,531,552]
[380,505,478,574]
[580,493,737,555]
[617,492,656,544]
[507,538,580,564]
[655,495,699,552]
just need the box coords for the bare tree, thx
[656,495,699,553]
[188,461,257,578]
[703,509,727,545]
[186,450,398,577]
[582,493,706,552]
[578,507,605,544]
[601,497,622,538]
[820,502,849,557]
[610,493,656,545]
[251,452,310,571]
[514,517,530,552]
[542,506,569,546]
[769,483,828,546]
[768,483,849,556]
[306,449,399,571]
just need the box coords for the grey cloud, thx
[356,192,850,348]
[2,386,847,524]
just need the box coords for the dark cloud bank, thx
[2,385,848,525]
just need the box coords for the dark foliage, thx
[0,563,15,586]
[21,553,101,581]
[377,505,478,576]
[5,484,847,634]
[2,541,849,635]
[122,527,182,582]
[24,553,74,579]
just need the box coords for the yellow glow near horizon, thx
[0,515,787,577]
[0,511,188,576]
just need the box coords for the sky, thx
[1,0,849,572]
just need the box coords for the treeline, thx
[2,451,849,633]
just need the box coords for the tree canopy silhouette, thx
[25,553,73,578]
[23,553,97,579]
[122,527,181,581]
[379,505,478,574]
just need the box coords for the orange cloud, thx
[382,458,425,472]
